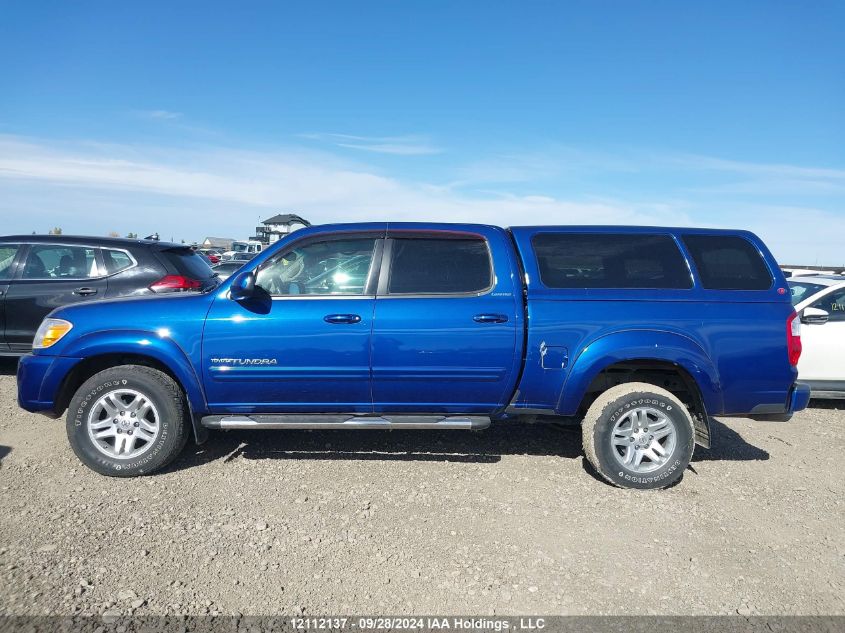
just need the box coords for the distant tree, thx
[107,231,120,238]
[126,232,138,239]
[48,227,62,235]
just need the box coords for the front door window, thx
[256,238,377,296]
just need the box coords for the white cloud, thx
[668,153,845,182]
[0,134,686,235]
[737,205,845,267]
[300,133,442,155]
[136,110,183,120]
[451,146,845,198]
[0,134,842,264]
[0,136,400,207]
[451,147,641,187]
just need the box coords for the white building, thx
[254,214,311,244]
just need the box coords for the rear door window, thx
[0,244,21,280]
[21,245,100,279]
[682,235,773,290]
[531,233,692,289]
[387,238,492,294]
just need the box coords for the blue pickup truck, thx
[16,223,810,489]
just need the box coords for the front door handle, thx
[74,287,98,296]
[324,314,362,324]
[473,313,508,324]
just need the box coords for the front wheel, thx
[66,365,190,477]
[582,382,695,489]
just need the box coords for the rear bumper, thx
[17,354,82,417]
[789,382,811,413]
[747,382,811,422]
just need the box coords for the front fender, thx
[558,329,723,415]
[59,329,207,417]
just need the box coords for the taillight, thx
[150,275,202,293]
[787,311,802,366]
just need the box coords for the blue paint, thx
[17,223,807,426]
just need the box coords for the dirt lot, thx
[0,359,843,617]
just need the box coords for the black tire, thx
[582,382,695,490]
[66,365,190,477]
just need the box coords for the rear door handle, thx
[74,287,98,296]
[473,313,508,324]
[324,313,362,324]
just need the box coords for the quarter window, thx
[0,244,20,280]
[531,233,692,289]
[22,245,99,280]
[101,249,134,274]
[682,235,773,290]
[256,238,377,296]
[387,238,492,294]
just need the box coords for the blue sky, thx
[1,1,843,263]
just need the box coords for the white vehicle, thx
[789,275,845,398]
[222,240,263,261]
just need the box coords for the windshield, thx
[788,281,828,306]
[232,242,249,253]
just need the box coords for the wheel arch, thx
[54,332,209,444]
[558,330,723,448]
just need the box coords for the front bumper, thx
[17,353,82,417]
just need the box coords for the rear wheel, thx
[582,383,695,489]
[66,365,189,476]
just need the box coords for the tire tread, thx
[66,364,189,477]
[581,382,694,489]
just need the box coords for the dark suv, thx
[0,235,218,355]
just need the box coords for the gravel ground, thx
[0,359,843,617]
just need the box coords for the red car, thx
[198,249,220,264]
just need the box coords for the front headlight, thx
[33,318,73,349]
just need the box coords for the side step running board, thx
[200,414,491,431]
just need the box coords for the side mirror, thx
[229,271,255,301]
[801,307,829,325]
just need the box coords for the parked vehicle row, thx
[221,240,263,261]
[0,235,218,355]
[17,223,809,489]
[210,260,245,281]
